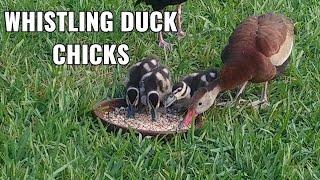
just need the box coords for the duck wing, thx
[256,13,294,66]
[221,16,258,64]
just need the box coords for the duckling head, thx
[179,82,221,129]
[126,87,139,118]
[164,81,191,108]
[147,91,160,121]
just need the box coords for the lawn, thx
[0,0,320,179]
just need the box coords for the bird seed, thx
[105,107,189,132]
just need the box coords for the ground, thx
[0,0,320,179]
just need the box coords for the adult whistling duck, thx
[180,13,294,128]
[135,0,187,49]
[125,57,159,118]
[139,66,172,121]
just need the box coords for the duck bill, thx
[164,95,177,108]
[127,104,135,118]
[179,107,197,128]
[150,106,158,121]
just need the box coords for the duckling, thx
[125,57,159,118]
[139,66,172,121]
[164,69,219,110]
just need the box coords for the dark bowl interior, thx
[92,98,203,137]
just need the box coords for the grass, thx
[0,0,320,179]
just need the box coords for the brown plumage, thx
[179,13,294,128]
[220,13,294,90]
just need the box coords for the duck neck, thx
[209,84,221,99]
[206,81,222,101]
[218,62,254,91]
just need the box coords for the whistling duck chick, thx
[125,57,159,118]
[180,13,294,128]
[164,69,219,109]
[135,0,187,50]
[139,66,172,121]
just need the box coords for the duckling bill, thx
[125,57,159,118]
[140,66,172,121]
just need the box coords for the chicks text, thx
[4,11,178,65]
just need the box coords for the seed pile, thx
[105,107,189,132]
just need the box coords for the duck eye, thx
[198,102,203,106]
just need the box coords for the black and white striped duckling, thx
[139,66,172,121]
[125,57,159,118]
[164,69,219,109]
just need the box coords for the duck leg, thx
[176,3,186,39]
[251,81,270,108]
[157,11,172,50]
[216,81,248,106]
[234,81,248,103]
[158,31,172,50]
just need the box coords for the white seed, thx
[105,107,188,132]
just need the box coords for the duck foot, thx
[159,40,172,51]
[251,99,270,109]
[216,98,248,108]
[216,101,229,107]
[237,99,248,104]
[216,101,233,107]
[177,31,186,40]
[235,99,249,108]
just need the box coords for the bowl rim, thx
[92,98,202,137]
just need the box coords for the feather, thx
[218,13,293,91]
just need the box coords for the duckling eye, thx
[198,102,203,106]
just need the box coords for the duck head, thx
[126,87,139,118]
[147,91,160,121]
[164,81,191,108]
[179,83,221,128]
